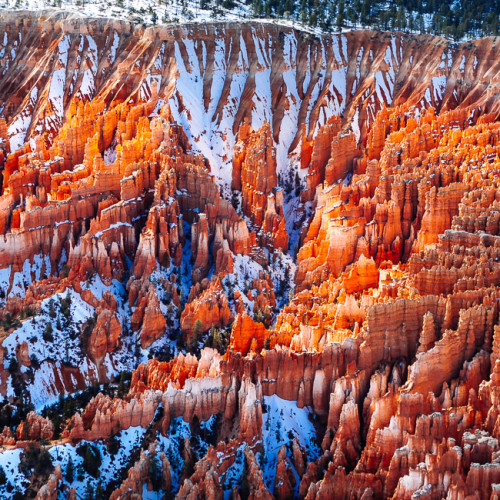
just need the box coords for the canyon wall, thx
[0,11,500,500]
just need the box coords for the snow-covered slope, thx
[1,13,494,195]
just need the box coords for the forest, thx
[244,0,500,38]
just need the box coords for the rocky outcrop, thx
[109,444,171,500]
[87,292,122,367]
[180,278,233,335]
[64,391,160,442]
[228,312,267,356]
[35,465,63,500]
[140,288,166,349]
[234,123,288,251]
[16,412,54,441]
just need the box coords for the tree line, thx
[247,0,499,39]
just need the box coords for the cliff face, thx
[1,11,500,500]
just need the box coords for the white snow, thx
[2,287,96,408]
[168,29,248,192]
[79,69,95,99]
[103,140,117,165]
[276,32,300,176]
[374,41,396,106]
[76,35,98,100]
[9,258,33,299]
[57,35,70,65]
[1,276,134,409]
[431,75,447,103]
[302,47,311,94]
[459,55,466,72]
[0,265,12,307]
[48,68,66,119]
[374,69,392,104]
[0,449,29,497]
[223,443,246,497]
[8,86,38,151]
[42,35,70,131]
[156,417,191,492]
[50,426,147,491]
[109,31,119,64]
[351,107,360,143]
[305,41,326,135]
[259,394,320,493]
[251,30,273,131]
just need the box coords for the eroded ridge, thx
[0,11,499,500]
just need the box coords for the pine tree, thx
[240,454,250,498]
[188,319,204,353]
[43,323,54,342]
[336,0,345,31]
[84,482,94,500]
[251,0,262,17]
[212,327,222,353]
[396,7,407,31]
[108,430,121,455]
[308,10,318,26]
[65,456,75,483]
[35,448,53,475]
[117,371,128,398]
[95,481,105,500]
[263,336,271,350]
[417,14,425,33]
[360,0,370,26]
[192,319,203,339]
[83,444,101,478]
[408,13,416,32]
[48,298,56,319]
[149,451,163,490]
[346,4,357,27]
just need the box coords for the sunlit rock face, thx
[0,10,500,499]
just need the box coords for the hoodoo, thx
[0,7,499,499]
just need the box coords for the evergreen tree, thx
[240,454,250,499]
[211,327,222,353]
[192,319,204,339]
[84,482,94,500]
[43,323,54,342]
[336,0,345,30]
[187,319,204,353]
[65,456,74,483]
[263,336,271,350]
[108,431,121,455]
[48,298,56,319]
[251,0,263,17]
[308,10,318,26]
[82,444,102,478]
[396,7,407,30]
[360,0,370,26]
[95,481,106,500]
[35,448,53,475]
[284,0,294,17]
[149,451,163,490]
[347,3,358,27]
